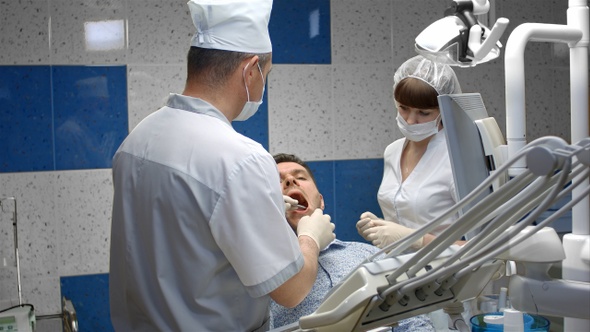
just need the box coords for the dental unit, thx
[273,0,589,331]
[274,136,590,332]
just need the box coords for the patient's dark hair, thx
[273,153,317,185]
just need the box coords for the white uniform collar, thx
[166,93,231,126]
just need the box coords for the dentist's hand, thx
[284,195,299,211]
[297,209,336,250]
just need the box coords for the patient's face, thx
[277,162,324,230]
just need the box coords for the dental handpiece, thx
[296,204,306,210]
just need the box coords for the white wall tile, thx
[0,172,59,315]
[127,0,194,65]
[332,64,397,160]
[268,65,334,160]
[20,275,61,315]
[49,0,128,65]
[390,0,449,64]
[331,0,392,65]
[0,0,51,65]
[0,267,20,311]
[54,169,112,276]
[127,64,186,131]
[495,0,557,67]
[0,173,58,276]
[551,67,573,142]
[1,169,112,315]
[525,67,556,141]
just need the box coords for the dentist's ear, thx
[242,55,260,85]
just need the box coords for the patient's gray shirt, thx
[269,239,435,331]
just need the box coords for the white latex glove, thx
[365,219,422,249]
[284,195,298,211]
[356,211,381,241]
[357,212,423,249]
[297,208,336,250]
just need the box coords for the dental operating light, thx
[415,0,509,67]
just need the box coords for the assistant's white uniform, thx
[377,130,458,236]
[109,94,302,332]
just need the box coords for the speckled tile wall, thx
[0,1,583,329]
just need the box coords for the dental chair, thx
[273,136,590,332]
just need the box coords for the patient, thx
[270,153,434,331]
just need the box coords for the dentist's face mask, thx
[235,63,265,121]
[396,113,441,142]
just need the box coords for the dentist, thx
[109,1,334,331]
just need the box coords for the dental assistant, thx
[357,55,464,251]
[108,1,335,331]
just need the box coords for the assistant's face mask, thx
[396,113,441,142]
[235,63,265,121]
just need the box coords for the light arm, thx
[415,0,509,67]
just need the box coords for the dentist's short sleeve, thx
[210,152,303,297]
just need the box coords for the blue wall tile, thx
[269,0,331,64]
[277,159,383,243]
[53,66,128,170]
[236,1,332,148]
[307,160,335,219]
[60,273,114,332]
[275,158,383,243]
[0,66,54,172]
[232,89,269,150]
[334,159,384,243]
[0,65,128,173]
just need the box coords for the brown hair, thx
[273,153,317,185]
[394,77,439,109]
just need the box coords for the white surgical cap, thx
[393,55,462,95]
[188,0,273,54]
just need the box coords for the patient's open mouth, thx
[288,192,308,210]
